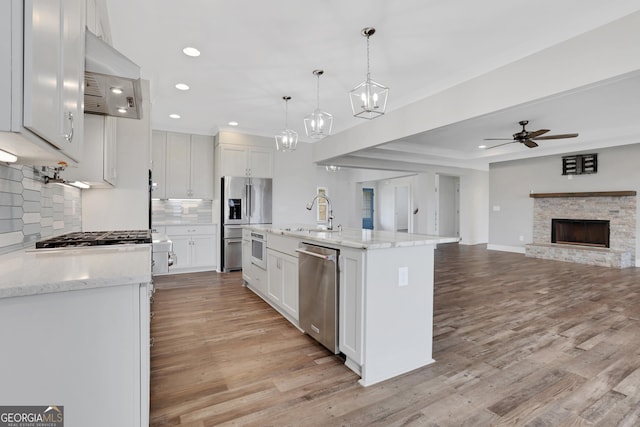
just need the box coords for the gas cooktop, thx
[35,230,152,249]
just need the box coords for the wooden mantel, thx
[529,191,637,198]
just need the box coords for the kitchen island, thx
[242,225,458,386]
[0,245,152,427]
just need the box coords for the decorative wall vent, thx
[562,153,597,175]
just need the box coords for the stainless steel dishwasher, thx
[296,242,340,354]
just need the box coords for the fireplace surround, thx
[525,191,636,268]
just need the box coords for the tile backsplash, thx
[152,199,214,225]
[0,164,81,253]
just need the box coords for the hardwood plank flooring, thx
[149,244,640,426]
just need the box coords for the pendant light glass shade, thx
[275,96,298,152]
[304,70,333,138]
[349,27,388,120]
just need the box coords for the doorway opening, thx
[362,188,374,230]
[436,175,460,237]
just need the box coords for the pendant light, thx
[349,27,389,120]
[275,96,298,152]
[304,70,333,138]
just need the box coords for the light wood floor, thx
[149,244,640,426]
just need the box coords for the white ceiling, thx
[106,0,640,170]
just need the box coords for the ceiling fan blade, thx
[533,133,579,140]
[486,141,515,149]
[527,129,550,139]
[523,139,538,148]
[483,138,514,141]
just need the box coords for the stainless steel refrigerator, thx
[221,176,272,272]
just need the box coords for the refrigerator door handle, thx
[248,183,252,220]
[245,183,250,219]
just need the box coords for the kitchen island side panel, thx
[360,244,435,386]
[0,283,143,427]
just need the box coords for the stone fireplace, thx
[525,191,636,268]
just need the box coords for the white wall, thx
[272,142,358,229]
[82,81,151,231]
[489,143,640,256]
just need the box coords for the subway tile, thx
[0,219,24,233]
[0,165,24,181]
[0,178,23,194]
[0,206,23,220]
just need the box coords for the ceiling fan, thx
[484,120,579,149]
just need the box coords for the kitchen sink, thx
[282,227,341,233]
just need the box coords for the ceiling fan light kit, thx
[484,120,579,149]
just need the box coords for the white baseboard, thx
[487,244,526,254]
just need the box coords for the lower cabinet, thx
[165,225,217,273]
[0,282,151,427]
[267,248,299,322]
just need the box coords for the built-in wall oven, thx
[250,231,267,269]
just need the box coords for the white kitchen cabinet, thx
[1,0,87,165]
[267,249,299,321]
[265,234,299,322]
[23,0,85,161]
[165,225,217,273]
[65,114,117,187]
[0,282,151,427]
[190,134,215,198]
[154,131,214,199]
[218,144,273,178]
[338,247,364,368]
[85,0,112,45]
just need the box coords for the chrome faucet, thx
[306,193,334,230]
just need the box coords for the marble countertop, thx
[246,224,459,250]
[0,244,152,299]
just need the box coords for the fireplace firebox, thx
[551,219,610,248]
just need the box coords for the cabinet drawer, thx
[267,234,299,257]
[165,224,216,236]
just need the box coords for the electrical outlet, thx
[519,235,524,242]
[398,267,409,287]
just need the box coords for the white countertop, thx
[0,244,152,299]
[246,224,459,249]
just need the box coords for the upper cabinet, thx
[22,0,85,161]
[0,0,85,165]
[218,145,273,178]
[85,0,112,45]
[215,132,274,178]
[65,114,117,187]
[152,130,214,200]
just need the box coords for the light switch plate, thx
[398,267,409,287]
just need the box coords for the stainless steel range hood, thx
[84,31,143,120]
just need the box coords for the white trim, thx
[487,244,525,254]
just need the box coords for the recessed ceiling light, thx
[117,107,127,114]
[110,87,123,94]
[182,47,200,57]
[478,145,487,149]
[228,121,239,126]
[169,114,181,119]
[175,83,190,91]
